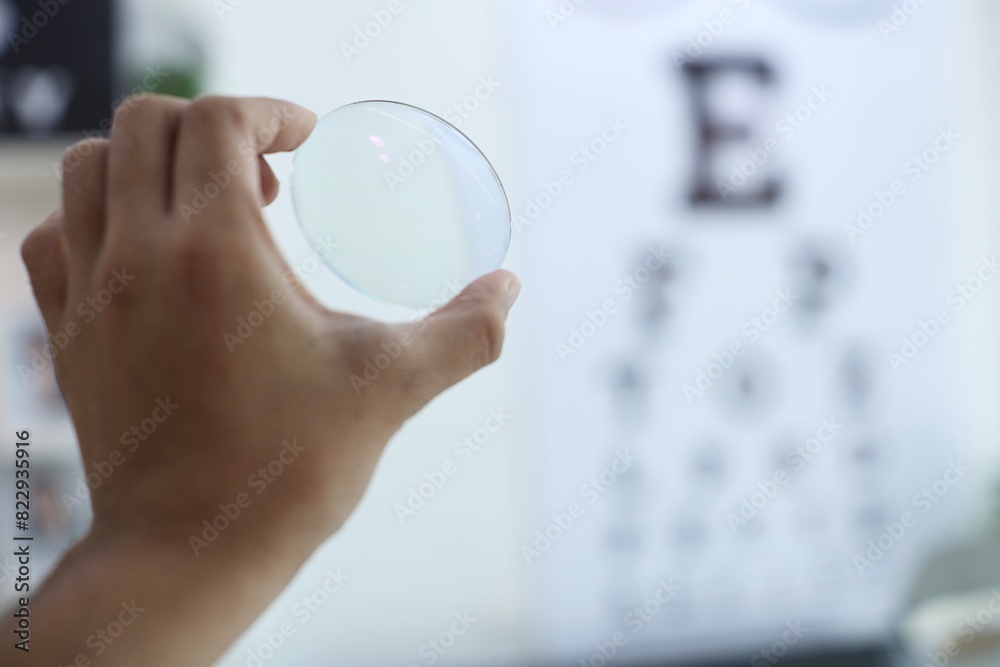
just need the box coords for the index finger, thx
[172,96,317,216]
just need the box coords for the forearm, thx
[3,522,312,666]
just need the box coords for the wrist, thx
[24,520,314,666]
[83,506,318,579]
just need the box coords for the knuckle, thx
[21,229,45,267]
[113,93,161,128]
[21,222,62,271]
[183,96,249,135]
[470,306,506,365]
[61,138,106,173]
[61,139,109,191]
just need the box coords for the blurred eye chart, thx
[511,0,979,662]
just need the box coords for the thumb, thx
[392,270,521,409]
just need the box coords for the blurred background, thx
[2,0,1000,665]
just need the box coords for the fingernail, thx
[506,276,522,310]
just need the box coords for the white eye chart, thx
[510,0,980,663]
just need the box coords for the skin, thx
[4,94,520,666]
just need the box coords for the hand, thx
[15,94,519,665]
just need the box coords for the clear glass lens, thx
[291,101,511,308]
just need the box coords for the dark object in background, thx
[0,0,114,135]
[706,646,890,667]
